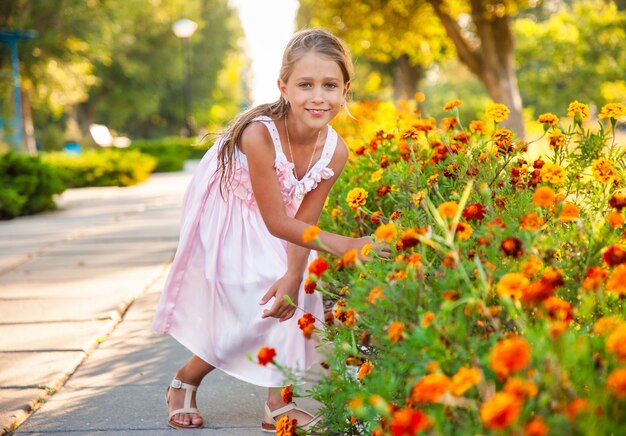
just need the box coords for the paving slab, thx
[0,388,46,432]
[0,321,106,352]
[0,351,85,388]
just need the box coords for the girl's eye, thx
[325,83,338,89]
[298,83,312,88]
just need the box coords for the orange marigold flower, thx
[567,100,590,119]
[344,307,356,327]
[593,316,621,335]
[421,311,435,328]
[388,321,405,343]
[543,296,573,323]
[413,117,436,132]
[486,102,510,123]
[504,377,538,401]
[548,128,565,148]
[438,201,459,219]
[520,212,545,231]
[410,373,451,403]
[480,392,522,430]
[582,266,608,291]
[455,222,473,240]
[609,190,626,210]
[375,222,397,242]
[281,385,293,403]
[602,244,626,267]
[533,186,556,207]
[275,415,297,436]
[565,398,589,420]
[462,203,486,221]
[367,286,384,304]
[331,208,341,218]
[493,128,514,153]
[522,279,556,303]
[358,360,373,382]
[390,408,432,436]
[496,273,530,300]
[500,237,524,258]
[490,336,531,378]
[451,367,481,396]
[606,324,626,361]
[308,257,328,278]
[370,210,384,224]
[541,266,565,287]
[598,102,626,120]
[257,346,277,366]
[537,112,559,125]
[540,162,566,186]
[298,313,316,338]
[607,264,626,296]
[443,99,463,111]
[592,158,620,185]
[521,254,543,277]
[559,202,579,222]
[524,417,549,436]
[469,120,486,135]
[607,211,625,228]
[441,117,459,130]
[302,225,320,243]
[607,368,626,398]
[346,187,368,210]
[370,168,384,182]
[304,277,317,294]
[342,249,358,268]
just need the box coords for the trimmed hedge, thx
[129,137,211,172]
[0,152,67,219]
[43,148,157,188]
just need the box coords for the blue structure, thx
[0,29,37,151]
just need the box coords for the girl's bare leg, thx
[167,355,215,427]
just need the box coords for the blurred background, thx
[1,0,625,153]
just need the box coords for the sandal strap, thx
[168,406,201,420]
[298,413,322,430]
[170,378,198,391]
[265,402,297,421]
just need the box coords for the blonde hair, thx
[217,28,353,192]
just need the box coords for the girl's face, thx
[278,50,350,131]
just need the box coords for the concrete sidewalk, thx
[0,163,319,435]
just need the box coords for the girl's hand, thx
[353,236,392,260]
[259,273,302,322]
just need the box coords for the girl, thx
[152,28,388,431]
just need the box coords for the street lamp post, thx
[172,19,198,138]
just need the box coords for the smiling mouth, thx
[307,109,329,114]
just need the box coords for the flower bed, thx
[268,99,626,434]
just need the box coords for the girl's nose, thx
[311,86,324,102]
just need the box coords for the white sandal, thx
[261,402,322,433]
[165,378,204,429]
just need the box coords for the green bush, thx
[0,151,67,219]
[129,137,210,172]
[43,148,157,187]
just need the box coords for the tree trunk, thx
[21,88,37,155]
[428,0,525,138]
[392,54,425,101]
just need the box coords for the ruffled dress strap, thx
[252,116,283,157]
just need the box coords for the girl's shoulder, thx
[238,118,276,157]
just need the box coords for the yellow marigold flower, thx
[388,321,404,343]
[409,373,450,404]
[412,190,426,205]
[607,211,625,228]
[548,128,565,149]
[559,202,579,223]
[480,392,522,430]
[469,120,486,135]
[567,100,590,119]
[537,112,559,125]
[346,187,368,210]
[302,225,320,243]
[414,91,426,102]
[375,222,397,242]
[451,367,481,396]
[606,264,626,296]
[360,243,373,258]
[443,99,463,111]
[599,102,626,120]
[533,186,556,207]
[607,368,626,399]
[496,273,530,300]
[606,323,626,361]
[370,168,384,182]
[592,158,620,185]
[540,162,566,186]
[455,222,473,240]
[490,336,531,378]
[485,102,510,123]
[438,201,459,219]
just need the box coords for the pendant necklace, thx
[284,113,321,180]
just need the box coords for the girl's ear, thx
[342,81,351,99]
[277,79,287,100]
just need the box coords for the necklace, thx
[284,113,322,180]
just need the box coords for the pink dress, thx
[152,116,337,387]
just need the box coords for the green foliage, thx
[129,137,210,172]
[43,149,157,188]
[0,152,66,219]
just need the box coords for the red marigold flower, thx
[308,257,328,278]
[520,212,545,230]
[609,191,626,210]
[455,222,473,240]
[500,237,524,258]
[390,210,402,221]
[389,408,432,436]
[304,277,317,294]
[298,313,316,338]
[480,392,522,430]
[487,217,507,229]
[355,145,367,155]
[257,346,276,366]
[524,417,549,436]
[490,336,531,378]
[370,210,384,224]
[543,296,574,324]
[602,245,626,267]
[409,373,451,404]
[582,266,609,291]
[281,385,293,403]
[462,203,486,221]
[398,228,421,250]
[565,398,589,420]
